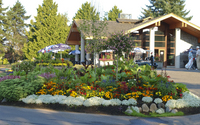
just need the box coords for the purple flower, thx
[0,75,21,82]
[39,73,56,80]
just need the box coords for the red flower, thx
[167,75,171,78]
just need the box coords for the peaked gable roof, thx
[66,13,200,45]
[127,13,200,41]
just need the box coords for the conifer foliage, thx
[140,0,192,21]
[0,0,7,57]
[4,1,30,63]
[107,5,122,21]
[73,2,99,20]
[23,0,70,59]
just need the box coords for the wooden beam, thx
[169,22,187,29]
[155,21,161,26]
[66,41,81,45]
[71,27,79,32]
[164,27,168,67]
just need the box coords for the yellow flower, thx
[87,86,91,90]
[70,91,77,97]
[162,95,173,102]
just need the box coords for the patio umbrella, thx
[51,43,71,58]
[132,47,146,53]
[38,48,45,53]
[69,50,81,55]
[45,45,55,53]
[38,45,54,53]
[101,50,114,52]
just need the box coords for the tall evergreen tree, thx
[107,5,122,21]
[23,0,70,59]
[0,0,8,57]
[73,2,99,20]
[140,0,192,21]
[5,0,30,62]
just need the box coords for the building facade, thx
[66,13,200,68]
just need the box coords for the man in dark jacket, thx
[150,52,154,66]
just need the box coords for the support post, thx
[81,33,85,64]
[175,28,181,68]
[75,45,79,64]
[150,27,155,55]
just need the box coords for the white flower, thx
[110,99,121,106]
[131,106,140,113]
[165,92,200,108]
[83,97,104,107]
[142,97,153,103]
[165,99,176,108]
[102,100,112,106]
[122,100,129,105]
[21,94,38,104]
[154,98,163,104]
[128,98,137,105]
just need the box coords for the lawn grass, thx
[126,110,184,117]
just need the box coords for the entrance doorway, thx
[154,49,165,62]
[159,49,165,62]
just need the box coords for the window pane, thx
[155,36,165,41]
[155,30,164,35]
[170,36,175,41]
[170,49,174,53]
[167,54,175,66]
[144,35,149,40]
[170,43,175,47]
[155,42,165,47]
[144,42,149,47]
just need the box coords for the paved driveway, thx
[156,68,200,97]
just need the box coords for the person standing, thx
[196,46,200,70]
[150,52,154,66]
[188,49,193,61]
[187,49,193,70]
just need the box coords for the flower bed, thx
[0,59,198,116]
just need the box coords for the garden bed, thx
[1,59,200,117]
[1,101,200,116]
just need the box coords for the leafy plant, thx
[11,60,35,75]
[0,75,21,82]
[0,75,44,101]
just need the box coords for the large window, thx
[167,32,175,66]
[155,42,165,47]
[155,36,165,41]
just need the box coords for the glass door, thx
[159,49,165,62]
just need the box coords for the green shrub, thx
[11,60,35,74]
[0,75,45,102]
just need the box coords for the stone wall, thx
[179,31,200,68]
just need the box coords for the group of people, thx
[186,46,200,70]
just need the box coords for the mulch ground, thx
[1,101,200,116]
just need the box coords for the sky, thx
[2,0,200,27]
